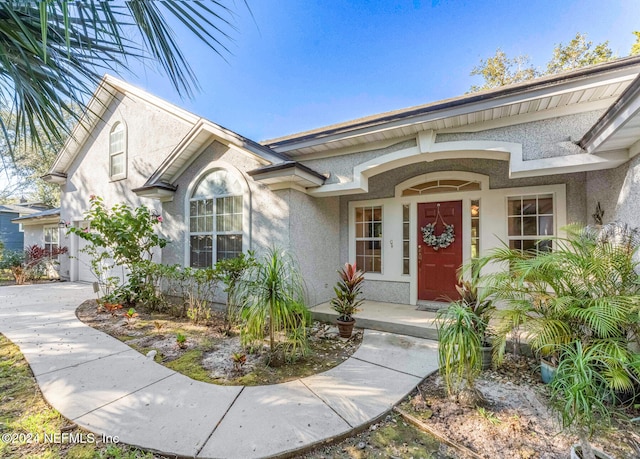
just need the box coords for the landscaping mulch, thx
[399,354,640,459]
[76,299,362,385]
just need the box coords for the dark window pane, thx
[217,235,242,260]
[509,240,522,250]
[539,216,554,236]
[373,222,382,238]
[522,198,537,215]
[372,207,382,222]
[403,222,409,239]
[364,208,373,222]
[356,223,364,238]
[403,241,409,258]
[403,204,409,220]
[523,217,537,236]
[508,198,521,216]
[403,259,410,275]
[190,236,212,268]
[508,217,521,236]
[538,197,553,214]
[522,240,537,252]
[355,207,364,223]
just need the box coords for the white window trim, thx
[505,193,557,251]
[354,204,384,275]
[43,224,60,258]
[183,162,251,268]
[109,121,127,181]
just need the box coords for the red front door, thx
[418,201,463,301]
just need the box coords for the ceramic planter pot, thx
[540,359,557,384]
[336,318,355,338]
[481,345,492,370]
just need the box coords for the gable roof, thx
[46,75,200,179]
[263,56,640,158]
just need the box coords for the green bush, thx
[68,196,168,303]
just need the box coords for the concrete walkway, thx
[0,283,439,459]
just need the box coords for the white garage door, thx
[76,234,95,283]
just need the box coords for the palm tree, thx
[0,1,244,156]
[234,248,310,363]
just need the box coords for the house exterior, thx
[44,56,640,306]
[11,207,61,252]
[0,203,50,251]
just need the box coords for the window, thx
[44,226,59,258]
[402,204,410,275]
[471,200,480,258]
[189,169,243,267]
[355,206,382,273]
[109,122,126,180]
[507,194,554,252]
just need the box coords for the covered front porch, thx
[310,300,441,340]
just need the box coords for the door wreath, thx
[421,204,455,251]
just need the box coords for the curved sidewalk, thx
[0,283,439,459]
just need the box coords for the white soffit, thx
[265,67,640,158]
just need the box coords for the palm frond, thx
[0,1,244,156]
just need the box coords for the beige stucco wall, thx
[58,92,194,280]
[288,190,340,305]
[586,154,640,229]
[436,111,604,160]
[163,142,341,306]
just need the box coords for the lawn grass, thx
[0,334,157,459]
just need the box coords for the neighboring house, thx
[0,203,50,251]
[11,208,63,279]
[11,208,62,251]
[43,55,640,306]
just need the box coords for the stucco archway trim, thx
[394,171,490,198]
[309,134,628,197]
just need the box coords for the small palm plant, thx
[234,248,310,363]
[550,341,614,459]
[479,223,640,392]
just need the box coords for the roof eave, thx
[264,56,640,151]
[247,161,326,189]
[578,74,640,153]
[131,183,177,202]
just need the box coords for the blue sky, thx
[126,0,639,142]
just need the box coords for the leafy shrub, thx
[0,245,67,284]
[68,196,167,303]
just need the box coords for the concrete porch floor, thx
[310,300,444,340]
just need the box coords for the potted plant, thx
[479,223,640,389]
[437,259,495,399]
[330,262,364,338]
[550,341,614,459]
[452,259,495,369]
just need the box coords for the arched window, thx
[109,122,126,180]
[189,169,243,267]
